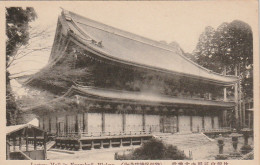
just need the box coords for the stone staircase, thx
[153,132,214,149]
[46,141,56,151]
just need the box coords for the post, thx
[65,115,68,134]
[211,115,215,129]
[43,132,47,160]
[248,113,251,129]
[202,115,205,130]
[91,140,94,150]
[119,138,123,147]
[122,111,126,133]
[34,130,37,150]
[13,136,16,151]
[49,116,52,133]
[222,110,227,127]
[190,115,193,132]
[85,112,88,134]
[56,116,58,135]
[6,140,10,160]
[19,135,22,150]
[43,117,45,130]
[26,128,29,151]
[109,139,112,148]
[242,101,246,127]
[75,114,78,133]
[142,110,145,132]
[176,111,179,132]
[102,112,105,134]
[82,113,85,133]
[100,140,103,149]
[78,140,82,151]
[130,138,133,146]
[224,88,227,101]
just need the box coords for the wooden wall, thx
[39,112,221,134]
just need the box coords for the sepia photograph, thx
[1,1,259,163]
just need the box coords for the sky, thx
[6,1,257,95]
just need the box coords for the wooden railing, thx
[201,127,232,133]
[56,130,152,138]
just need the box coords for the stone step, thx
[156,133,212,149]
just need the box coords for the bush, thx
[115,138,188,160]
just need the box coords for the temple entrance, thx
[160,115,177,133]
[192,116,203,132]
[178,116,191,132]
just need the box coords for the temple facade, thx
[26,10,239,150]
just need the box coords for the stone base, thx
[229,152,242,159]
[215,154,228,160]
[240,145,253,155]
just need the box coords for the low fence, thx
[56,130,152,139]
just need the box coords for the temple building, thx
[24,10,240,150]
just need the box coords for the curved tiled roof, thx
[60,10,238,85]
[64,85,235,108]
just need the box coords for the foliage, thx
[194,26,221,72]
[193,20,253,100]
[6,7,37,126]
[115,138,188,160]
[6,7,37,62]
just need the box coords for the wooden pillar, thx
[100,140,103,149]
[13,136,16,151]
[78,141,82,151]
[142,109,146,132]
[75,114,79,133]
[49,117,51,133]
[122,111,126,133]
[130,138,133,146]
[91,140,94,150]
[82,113,86,133]
[109,139,112,148]
[26,128,29,151]
[19,135,22,150]
[161,115,165,133]
[84,112,88,134]
[65,115,68,134]
[43,132,47,160]
[119,138,123,147]
[242,101,246,127]
[176,110,179,132]
[248,113,251,129]
[34,130,37,150]
[102,112,105,134]
[211,115,214,129]
[222,110,226,127]
[43,116,45,130]
[223,87,227,102]
[56,116,58,135]
[6,139,10,160]
[202,115,205,130]
[190,115,193,132]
